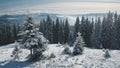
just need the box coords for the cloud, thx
[0,2,120,15]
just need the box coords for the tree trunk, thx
[30,49,32,56]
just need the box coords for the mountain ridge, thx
[0,13,106,25]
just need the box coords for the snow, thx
[43,44,65,57]
[0,43,120,68]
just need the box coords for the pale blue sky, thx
[0,0,120,15]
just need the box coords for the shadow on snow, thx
[0,59,34,68]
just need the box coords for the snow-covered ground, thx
[0,43,120,68]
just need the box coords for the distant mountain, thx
[71,13,106,16]
[0,13,59,24]
[0,14,27,24]
[0,13,106,25]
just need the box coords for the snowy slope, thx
[0,44,120,68]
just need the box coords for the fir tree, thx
[101,12,113,49]
[54,18,60,43]
[73,32,85,55]
[74,17,80,38]
[46,16,53,43]
[13,24,18,40]
[20,16,49,61]
[91,17,101,48]
[12,40,20,60]
[114,13,120,49]
[64,18,70,43]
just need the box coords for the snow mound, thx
[43,44,65,57]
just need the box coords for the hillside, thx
[0,44,120,68]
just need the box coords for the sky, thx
[0,0,120,15]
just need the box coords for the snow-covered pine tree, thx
[20,16,49,61]
[64,18,70,43]
[104,49,110,58]
[32,31,49,60]
[12,40,20,60]
[74,17,80,38]
[91,17,101,49]
[101,12,113,49]
[73,32,85,55]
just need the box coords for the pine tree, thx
[20,16,49,61]
[54,18,60,43]
[68,31,74,46]
[64,19,70,43]
[91,17,101,48]
[101,12,113,49]
[114,13,120,49]
[117,15,120,49]
[12,40,20,60]
[13,24,18,40]
[111,12,118,49]
[73,32,85,55]
[39,20,44,33]
[46,16,53,43]
[74,17,80,38]
[59,20,64,43]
